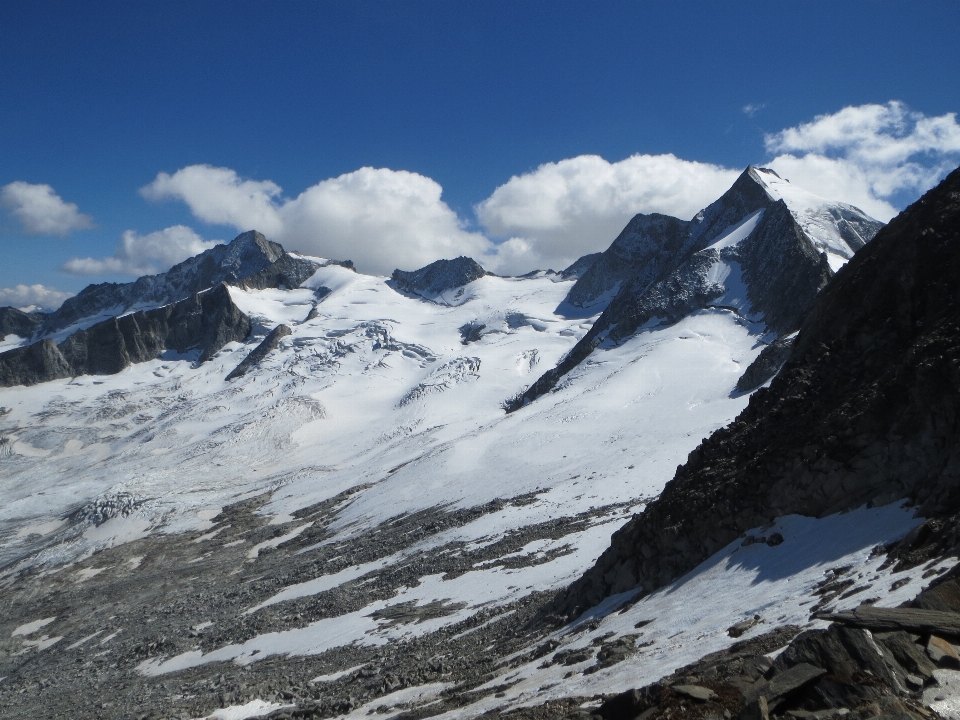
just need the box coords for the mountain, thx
[37,230,316,337]
[508,167,883,410]
[391,256,488,303]
[7,167,953,720]
[0,306,43,341]
[555,164,960,618]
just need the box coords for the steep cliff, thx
[553,165,960,619]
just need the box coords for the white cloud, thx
[475,154,739,273]
[765,101,960,220]
[141,166,284,237]
[0,181,94,236]
[62,225,221,277]
[136,103,960,278]
[142,165,492,276]
[0,284,73,311]
[743,103,766,117]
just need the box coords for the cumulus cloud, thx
[0,181,94,236]
[141,165,492,276]
[765,101,960,221]
[475,154,739,273]
[0,284,73,311]
[141,166,284,237]
[136,103,960,278]
[62,225,222,276]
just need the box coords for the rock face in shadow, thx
[565,215,691,307]
[0,307,45,340]
[391,257,487,298]
[225,324,292,380]
[0,283,251,386]
[551,165,960,620]
[0,339,74,387]
[232,254,323,291]
[559,252,602,280]
[40,231,282,335]
[735,333,796,393]
[507,168,872,412]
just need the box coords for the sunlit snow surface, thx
[0,264,929,715]
[0,266,764,573]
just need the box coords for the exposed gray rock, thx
[0,283,251,386]
[817,607,960,637]
[0,306,45,339]
[549,164,960,619]
[232,253,323,291]
[40,230,281,335]
[565,214,691,308]
[559,252,603,280]
[736,334,797,392]
[507,167,876,412]
[0,338,73,386]
[226,324,292,380]
[391,256,487,299]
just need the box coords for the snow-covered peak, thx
[747,166,884,270]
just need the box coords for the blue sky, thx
[2,0,959,308]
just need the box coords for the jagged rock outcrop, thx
[0,339,74,386]
[559,252,602,280]
[551,165,960,619]
[0,307,45,339]
[391,257,487,299]
[0,283,251,386]
[565,215,691,307]
[232,253,322,291]
[736,333,797,393]
[40,231,282,334]
[225,324,292,380]
[507,167,881,412]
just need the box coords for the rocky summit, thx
[6,166,960,720]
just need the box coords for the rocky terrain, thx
[0,282,251,386]
[8,166,960,720]
[392,257,488,303]
[553,165,960,620]
[506,167,881,411]
[38,231,288,336]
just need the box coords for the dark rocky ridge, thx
[559,252,603,280]
[551,165,960,620]
[392,256,488,298]
[39,230,283,335]
[226,323,292,380]
[0,306,44,339]
[0,283,251,386]
[565,215,691,307]
[507,168,857,412]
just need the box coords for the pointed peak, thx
[225,230,285,264]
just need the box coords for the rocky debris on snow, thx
[551,165,960,617]
[0,306,45,340]
[736,333,797,392]
[559,252,603,280]
[0,282,251,386]
[0,481,634,720]
[392,257,488,299]
[226,324,293,380]
[572,583,960,720]
[39,230,282,335]
[507,166,882,412]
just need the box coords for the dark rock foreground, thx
[553,165,960,619]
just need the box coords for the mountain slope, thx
[509,167,882,410]
[554,164,960,619]
[37,230,293,337]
